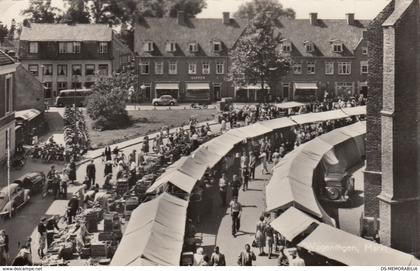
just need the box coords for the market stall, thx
[290,109,348,125]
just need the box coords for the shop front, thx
[293,82,318,102]
[154,83,179,99]
[234,83,270,102]
[185,83,210,102]
[335,82,355,98]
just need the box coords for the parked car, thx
[15,172,46,195]
[320,171,354,203]
[152,95,177,106]
[0,183,31,218]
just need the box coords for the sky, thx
[0,0,391,26]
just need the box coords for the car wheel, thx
[58,102,64,107]
[326,187,341,201]
[154,102,159,106]
[170,102,175,106]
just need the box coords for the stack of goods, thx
[116,178,129,196]
[63,106,90,161]
[90,234,109,258]
[124,197,139,221]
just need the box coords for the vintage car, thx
[320,171,354,203]
[152,95,177,106]
[15,172,46,195]
[0,183,31,217]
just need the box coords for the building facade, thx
[365,0,420,256]
[18,23,132,103]
[0,51,17,163]
[134,12,247,102]
[248,13,369,103]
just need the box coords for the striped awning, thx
[186,83,210,90]
[155,83,179,90]
[294,82,318,90]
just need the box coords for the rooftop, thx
[0,50,15,66]
[20,23,113,42]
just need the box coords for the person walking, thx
[67,195,79,224]
[210,246,226,266]
[255,216,266,256]
[229,196,242,237]
[219,173,228,207]
[104,160,113,177]
[68,159,76,184]
[259,152,269,175]
[37,218,47,258]
[104,146,112,161]
[231,174,241,199]
[265,223,274,259]
[249,152,256,180]
[86,160,96,186]
[0,230,8,265]
[242,168,250,191]
[237,244,256,266]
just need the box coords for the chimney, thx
[223,12,230,24]
[177,10,185,25]
[309,13,318,25]
[346,13,355,25]
[22,19,30,28]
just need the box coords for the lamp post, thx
[72,74,78,160]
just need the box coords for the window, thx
[85,64,95,75]
[73,42,81,53]
[57,64,67,76]
[188,63,197,74]
[169,61,177,74]
[44,82,52,98]
[71,82,82,89]
[144,41,154,52]
[139,61,150,74]
[5,75,12,113]
[99,42,108,54]
[361,61,369,74]
[28,64,39,76]
[216,62,224,74]
[59,42,66,54]
[43,64,53,76]
[29,42,38,54]
[189,43,198,52]
[202,62,210,74]
[282,43,292,52]
[338,62,351,75]
[362,47,368,55]
[305,42,314,53]
[307,61,315,74]
[67,42,74,54]
[332,43,343,53]
[155,62,164,75]
[98,64,109,76]
[292,62,302,74]
[213,41,222,52]
[325,62,334,75]
[72,64,82,76]
[57,82,67,92]
[336,82,354,96]
[166,42,176,52]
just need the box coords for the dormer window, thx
[280,40,292,53]
[144,41,154,52]
[213,41,222,52]
[166,41,177,52]
[331,40,343,53]
[189,42,198,53]
[304,41,314,53]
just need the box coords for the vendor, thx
[46,216,60,248]
[103,173,113,190]
[84,188,97,208]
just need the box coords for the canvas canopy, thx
[294,82,318,90]
[298,224,419,266]
[203,138,235,157]
[341,106,366,116]
[235,123,272,138]
[186,83,210,90]
[270,207,319,242]
[291,109,348,124]
[111,193,188,266]
[259,117,296,130]
[155,83,179,90]
[192,146,223,168]
[15,109,41,121]
[176,157,208,180]
[147,170,197,194]
[275,101,306,109]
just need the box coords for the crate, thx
[91,242,108,258]
[98,232,114,242]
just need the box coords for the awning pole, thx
[7,128,10,202]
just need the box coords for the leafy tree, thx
[21,0,62,23]
[229,12,291,102]
[61,0,91,24]
[164,0,207,18]
[0,23,8,43]
[234,0,295,20]
[86,70,136,130]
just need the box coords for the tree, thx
[234,0,295,20]
[164,0,207,18]
[229,12,291,102]
[61,0,91,24]
[0,23,8,43]
[21,0,62,23]
[86,70,136,130]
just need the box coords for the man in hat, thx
[86,160,96,186]
[229,196,242,237]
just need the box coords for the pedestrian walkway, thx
[195,163,278,266]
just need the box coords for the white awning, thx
[294,82,318,90]
[15,109,42,121]
[147,169,197,194]
[244,83,270,90]
[291,109,348,124]
[155,83,179,90]
[186,83,210,90]
[275,101,306,109]
[341,105,366,116]
[298,224,418,266]
[270,207,319,242]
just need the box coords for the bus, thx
[55,89,93,107]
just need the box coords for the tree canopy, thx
[21,0,63,23]
[229,12,291,100]
[234,0,295,20]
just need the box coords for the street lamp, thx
[72,74,79,160]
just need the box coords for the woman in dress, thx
[255,216,266,256]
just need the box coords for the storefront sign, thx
[190,76,206,80]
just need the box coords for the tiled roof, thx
[134,17,248,56]
[20,23,113,42]
[276,18,370,57]
[0,50,15,66]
